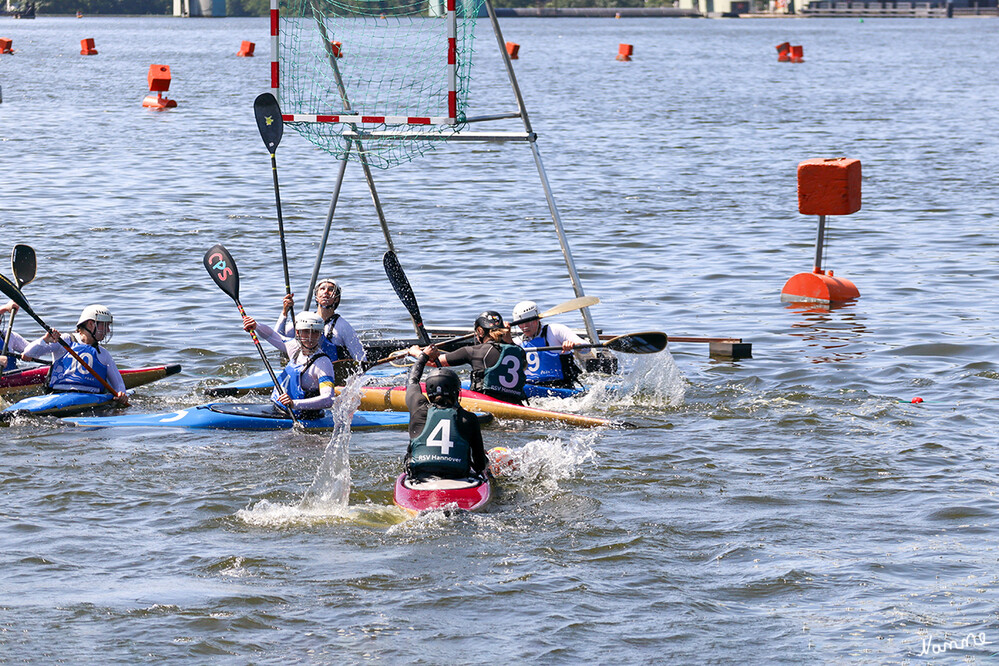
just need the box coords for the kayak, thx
[357,385,610,428]
[393,473,492,515]
[0,363,182,402]
[206,369,585,400]
[1,390,122,420]
[64,402,495,432]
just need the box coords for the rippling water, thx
[2,15,999,663]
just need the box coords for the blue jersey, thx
[521,335,567,382]
[272,352,332,410]
[48,341,112,393]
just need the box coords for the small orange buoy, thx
[911,397,924,404]
[0,38,13,55]
[505,41,519,59]
[80,38,98,56]
[143,64,177,109]
[790,45,804,63]
[616,43,633,62]
[237,40,255,57]
[330,40,343,58]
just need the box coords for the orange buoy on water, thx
[505,41,519,59]
[781,158,862,304]
[142,64,177,109]
[80,38,98,56]
[0,38,13,54]
[329,40,343,58]
[616,43,633,62]
[776,41,790,62]
[790,45,804,63]
[237,40,255,57]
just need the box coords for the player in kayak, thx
[416,310,528,405]
[511,300,593,389]
[404,349,488,482]
[242,310,336,416]
[1,300,32,372]
[21,304,128,406]
[274,279,366,380]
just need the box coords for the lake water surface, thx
[1,14,998,663]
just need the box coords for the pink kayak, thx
[0,364,182,401]
[393,473,492,515]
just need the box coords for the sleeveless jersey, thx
[48,341,111,393]
[478,343,527,402]
[320,313,344,362]
[408,406,472,478]
[272,352,331,408]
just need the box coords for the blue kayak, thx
[1,391,120,420]
[64,402,414,431]
[207,370,584,400]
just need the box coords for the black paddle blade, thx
[605,332,668,354]
[254,93,284,153]
[11,244,36,288]
[0,271,45,330]
[383,250,431,345]
[204,244,240,303]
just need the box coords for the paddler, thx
[404,351,488,482]
[242,311,336,416]
[413,310,528,405]
[511,300,593,389]
[21,304,129,406]
[274,279,366,381]
[1,299,32,371]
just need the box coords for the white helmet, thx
[77,304,113,342]
[295,311,325,332]
[512,300,540,322]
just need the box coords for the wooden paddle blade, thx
[11,244,36,288]
[604,332,668,354]
[537,296,600,320]
[253,93,284,153]
[204,244,240,303]
[383,250,431,345]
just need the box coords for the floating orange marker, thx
[790,45,804,63]
[616,43,633,62]
[505,41,519,59]
[237,40,255,57]
[142,64,177,109]
[330,40,343,58]
[776,41,790,62]
[80,38,98,56]
[781,158,862,304]
[0,38,13,55]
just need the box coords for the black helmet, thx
[474,310,505,332]
[425,368,461,407]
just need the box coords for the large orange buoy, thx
[790,45,804,63]
[142,64,177,109]
[237,40,255,57]
[781,158,862,304]
[505,41,519,59]
[0,38,13,54]
[616,43,633,62]
[80,38,98,56]
[776,41,790,62]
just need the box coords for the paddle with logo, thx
[526,331,668,355]
[0,272,120,396]
[254,93,295,324]
[2,244,36,371]
[203,243,299,427]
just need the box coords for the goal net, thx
[273,0,486,168]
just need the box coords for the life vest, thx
[408,406,472,479]
[48,340,111,393]
[272,352,331,409]
[520,324,581,386]
[474,343,527,402]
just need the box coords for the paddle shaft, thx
[269,152,295,324]
[1,309,18,358]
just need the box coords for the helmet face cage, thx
[77,305,113,343]
[315,279,341,311]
